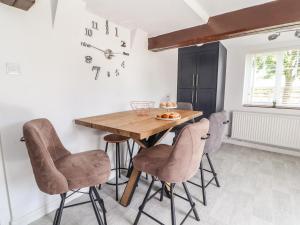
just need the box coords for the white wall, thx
[0,135,11,225]
[222,33,300,135]
[0,0,177,224]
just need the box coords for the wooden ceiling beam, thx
[0,0,35,11]
[148,0,300,51]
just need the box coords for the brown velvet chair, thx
[22,118,111,225]
[188,111,229,206]
[132,119,210,225]
[171,102,194,144]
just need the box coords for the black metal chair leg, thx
[133,178,155,225]
[160,182,165,201]
[182,183,200,221]
[104,142,108,153]
[206,153,220,187]
[200,161,207,206]
[53,210,59,225]
[115,144,119,201]
[53,193,66,225]
[92,187,107,225]
[170,184,176,225]
[131,141,135,153]
[117,144,121,178]
[89,188,104,225]
[99,143,109,190]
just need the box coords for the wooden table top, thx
[75,109,203,140]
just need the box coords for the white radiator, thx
[231,111,300,150]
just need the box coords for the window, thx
[244,48,300,108]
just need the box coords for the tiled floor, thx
[30,144,300,225]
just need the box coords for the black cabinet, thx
[177,42,227,118]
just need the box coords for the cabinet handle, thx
[196,74,199,87]
[195,90,198,103]
[192,74,195,87]
[192,90,194,104]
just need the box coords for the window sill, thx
[243,104,300,110]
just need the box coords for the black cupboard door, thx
[178,53,197,89]
[196,51,218,89]
[177,88,194,104]
[194,89,216,118]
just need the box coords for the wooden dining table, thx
[75,108,202,207]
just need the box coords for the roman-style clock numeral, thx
[121,61,125,69]
[92,21,98,30]
[85,28,93,37]
[107,71,111,77]
[92,66,101,80]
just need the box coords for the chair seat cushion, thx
[133,144,172,177]
[104,134,129,143]
[55,150,110,190]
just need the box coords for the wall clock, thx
[81,19,130,80]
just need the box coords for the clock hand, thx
[81,42,105,53]
[111,52,130,56]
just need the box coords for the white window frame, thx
[243,47,300,109]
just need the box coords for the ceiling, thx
[197,0,273,16]
[84,0,274,37]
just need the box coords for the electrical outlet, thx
[6,63,21,75]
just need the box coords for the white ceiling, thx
[83,0,274,37]
[197,0,273,16]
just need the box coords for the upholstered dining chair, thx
[172,102,194,144]
[132,119,210,225]
[188,111,229,206]
[22,119,111,225]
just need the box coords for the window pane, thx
[277,49,300,107]
[250,54,277,104]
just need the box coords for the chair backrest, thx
[177,102,193,111]
[23,118,70,195]
[204,111,228,154]
[158,118,209,183]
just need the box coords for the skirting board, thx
[10,173,116,225]
[10,189,87,225]
[224,137,300,157]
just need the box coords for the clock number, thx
[92,66,101,80]
[85,56,92,64]
[115,69,120,77]
[115,27,119,37]
[121,61,125,69]
[105,20,109,35]
[107,71,111,77]
[92,21,98,30]
[121,41,126,48]
[85,28,93,37]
